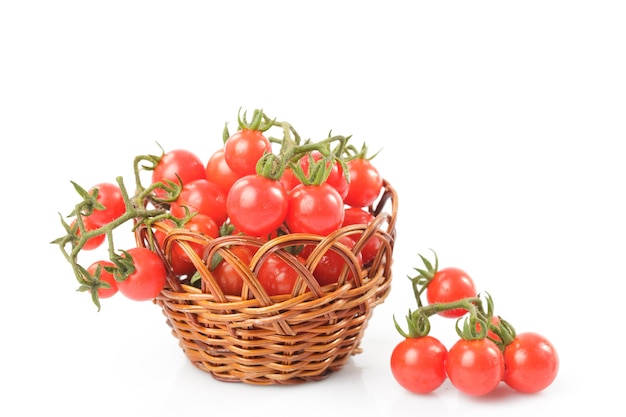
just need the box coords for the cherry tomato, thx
[210,245,254,296]
[297,151,349,200]
[151,149,206,198]
[343,158,383,208]
[503,332,559,393]
[285,183,345,236]
[116,247,167,301]
[85,182,125,227]
[226,175,288,238]
[86,260,118,299]
[257,253,306,296]
[73,216,105,250]
[302,236,362,286]
[223,129,272,176]
[390,336,448,394]
[446,338,505,396]
[426,267,477,318]
[155,214,219,276]
[170,178,228,227]
[205,148,241,195]
[279,165,299,193]
[342,206,381,266]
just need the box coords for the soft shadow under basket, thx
[136,179,398,385]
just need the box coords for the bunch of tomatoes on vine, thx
[52,108,386,309]
[390,250,559,396]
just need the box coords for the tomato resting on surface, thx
[116,247,167,301]
[257,253,306,296]
[503,332,559,393]
[446,338,505,396]
[223,129,272,176]
[343,158,383,208]
[169,178,228,227]
[151,149,206,198]
[390,336,448,394]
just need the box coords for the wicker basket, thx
[136,180,398,385]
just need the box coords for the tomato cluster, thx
[390,251,559,396]
[53,109,386,308]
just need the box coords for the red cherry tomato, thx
[226,175,288,238]
[223,129,272,176]
[170,178,227,227]
[73,216,105,250]
[285,183,345,236]
[86,260,118,299]
[503,332,559,393]
[155,214,219,276]
[343,158,383,208]
[302,236,362,286]
[85,182,125,227]
[257,253,306,296]
[210,245,254,296]
[117,247,167,301]
[446,338,505,396]
[205,148,241,195]
[390,336,448,394]
[426,267,477,318]
[342,206,381,266]
[151,149,206,198]
[297,151,349,200]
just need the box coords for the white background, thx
[1,1,625,415]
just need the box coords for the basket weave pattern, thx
[137,180,398,385]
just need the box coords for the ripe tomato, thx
[257,253,306,296]
[342,206,381,266]
[297,151,349,200]
[302,236,362,286]
[343,158,383,208]
[210,245,254,296]
[155,214,219,276]
[151,149,206,198]
[446,338,505,396]
[503,332,559,393]
[426,267,477,318]
[226,175,288,238]
[205,148,241,195]
[223,129,272,176]
[86,182,125,227]
[285,183,345,236]
[390,336,448,394]
[279,165,299,193]
[73,216,105,250]
[170,178,228,227]
[87,260,118,299]
[117,247,167,301]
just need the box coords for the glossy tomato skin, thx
[342,207,381,266]
[226,175,288,238]
[87,260,118,299]
[117,247,167,301]
[343,158,383,208]
[210,246,254,296]
[426,267,477,318]
[86,182,125,227]
[223,129,272,176]
[257,253,306,296]
[390,336,448,394]
[170,178,228,227]
[285,183,345,236]
[205,148,241,195]
[151,149,206,198]
[503,332,559,393]
[446,338,505,396]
